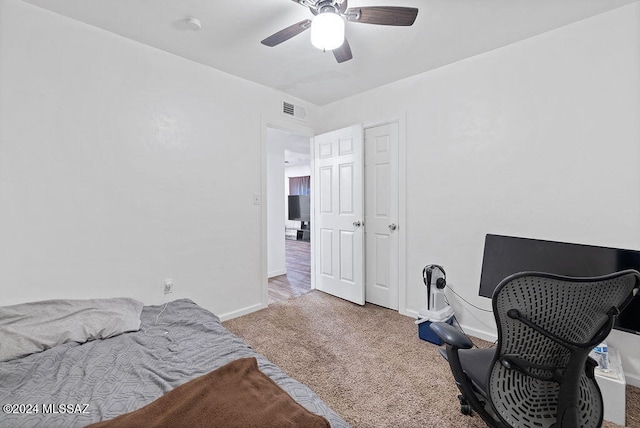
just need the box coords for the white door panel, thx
[313,125,364,305]
[365,123,399,310]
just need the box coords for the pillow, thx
[0,297,144,362]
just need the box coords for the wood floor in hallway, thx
[268,238,311,304]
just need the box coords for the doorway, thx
[265,127,312,304]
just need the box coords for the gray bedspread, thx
[0,299,350,428]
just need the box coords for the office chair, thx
[430,270,640,428]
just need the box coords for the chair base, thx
[458,394,473,416]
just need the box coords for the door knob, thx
[388,223,397,231]
[353,221,362,228]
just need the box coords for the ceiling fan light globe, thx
[310,12,345,51]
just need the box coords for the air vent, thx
[283,101,295,115]
[282,101,306,121]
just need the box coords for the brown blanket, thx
[87,357,330,428]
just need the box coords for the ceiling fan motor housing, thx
[314,0,344,15]
[261,0,418,63]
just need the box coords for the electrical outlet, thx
[163,279,174,295]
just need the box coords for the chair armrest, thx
[430,322,473,350]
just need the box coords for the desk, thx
[595,347,625,426]
[295,229,310,241]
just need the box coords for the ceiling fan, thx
[261,0,418,63]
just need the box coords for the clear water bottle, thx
[592,341,609,371]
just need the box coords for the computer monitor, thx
[478,234,640,335]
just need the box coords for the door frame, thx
[260,114,407,316]
[260,117,316,309]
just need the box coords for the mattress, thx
[0,299,350,427]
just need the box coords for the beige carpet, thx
[223,290,640,428]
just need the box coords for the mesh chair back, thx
[488,271,638,428]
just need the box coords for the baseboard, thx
[218,302,266,322]
[403,308,497,343]
[626,372,640,388]
[268,269,287,278]
[403,308,419,319]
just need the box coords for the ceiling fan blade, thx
[261,19,312,47]
[345,6,418,26]
[333,39,353,63]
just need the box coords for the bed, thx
[0,298,351,428]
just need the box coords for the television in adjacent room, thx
[478,234,640,335]
[288,195,310,224]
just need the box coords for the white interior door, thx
[313,125,365,305]
[364,123,399,310]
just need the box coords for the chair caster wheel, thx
[457,395,472,416]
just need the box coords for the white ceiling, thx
[22,0,637,106]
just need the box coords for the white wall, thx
[318,3,640,385]
[0,0,318,319]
